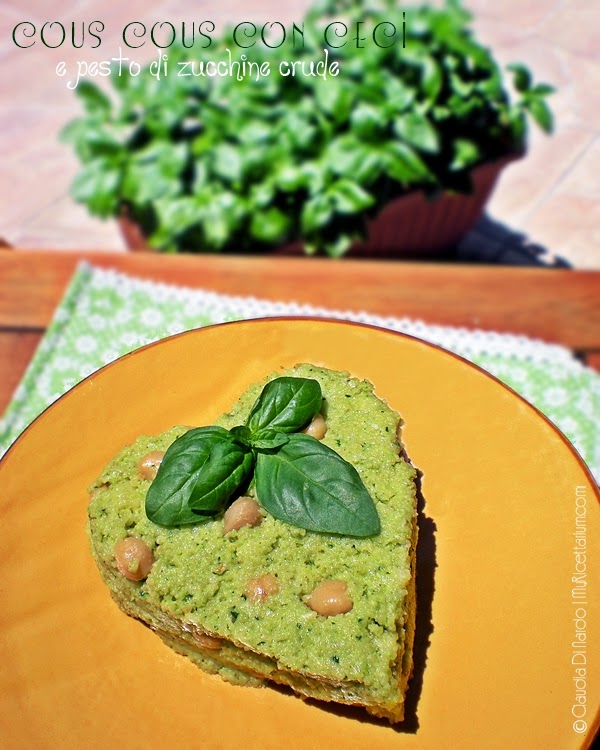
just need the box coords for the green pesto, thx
[87,364,417,704]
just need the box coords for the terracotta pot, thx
[353,153,519,259]
[119,207,150,251]
[119,154,519,259]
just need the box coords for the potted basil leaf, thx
[62,0,554,258]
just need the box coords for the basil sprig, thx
[145,377,380,537]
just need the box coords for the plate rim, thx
[2,316,598,497]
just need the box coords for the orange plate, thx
[0,319,598,750]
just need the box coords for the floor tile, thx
[0,105,78,163]
[471,0,561,31]
[10,195,125,251]
[556,136,600,199]
[562,52,600,132]
[0,164,67,234]
[539,3,600,61]
[470,16,529,50]
[487,125,594,223]
[524,194,600,270]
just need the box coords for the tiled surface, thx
[471,1,600,269]
[1,0,598,267]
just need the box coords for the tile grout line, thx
[10,190,72,237]
[519,132,599,227]
[471,0,560,37]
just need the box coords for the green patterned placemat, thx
[1,262,598,481]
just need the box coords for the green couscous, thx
[87,364,418,722]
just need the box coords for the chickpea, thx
[302,413,327,440]
[114,537,155,581]
[89,482,108,502]
[396,419,408,443]
[245,574,280,603]
[306,580,353,616]
[223,496,263,534]
[193,631,223,650]
[138,451,165,481]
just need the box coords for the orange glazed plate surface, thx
[0,319,598,750]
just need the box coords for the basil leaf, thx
[255,434,380,537]
[187,439,254,513]
[384,142,432,184]
[230,425,252,446]
[145,426,253,525]
[329,179,375,214]
[394,112,440,154]
[249,429,290,450]
[350,104,387,140]
[420,56,443,102]
[323,234,354,258]
[451,139,480,171]
[524,97,554,134]
[250,207,291,243]
[246,377,322,434]
[507,63,532,93]
[70,159,121,217]
[531,83,555,97]
[384,77,416,113]
[301,194,333,233]
[75,80,112,116]
[212,143,244,184]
